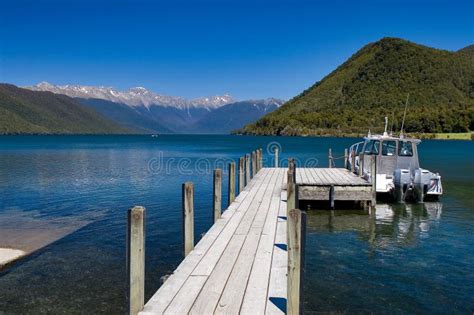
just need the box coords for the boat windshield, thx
[382,140,397,156]
[364,140,380,155]
[398,141,414,156]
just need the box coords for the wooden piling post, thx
[182,182,194,256]
[256,149,259,172]
[288,158,294,172]
[371,155,377,206]
[329,185,335,209]
[328,148,333,168]
[239,157,245,193]
[258,148,263,171]
[255,149,260,172]
[287,208,306,315]
[287,170,297,212]
[228,162,236,204]
[344,148,348,169]
[245,154,251,185]
[288,158,296,183]
[274,146,279,168]
[252,150,257,177]
[351,150,356,173]
[358,153,364,177]
[213,169,222,222]
[127,206,145,315]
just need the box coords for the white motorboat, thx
[347,118,443,202]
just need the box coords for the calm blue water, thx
[0,135,472,314]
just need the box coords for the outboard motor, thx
[413,168,431,203]
[393,169,411,203]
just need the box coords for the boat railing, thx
[348,141,364,172]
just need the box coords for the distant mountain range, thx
[240,38,474,136]
[29,82,235,109]
[76,95,282,134]
[0,82,283,134]
[0,84,128,134]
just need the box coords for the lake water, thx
[0,135,473,314]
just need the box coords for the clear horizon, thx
[1,0,473,100]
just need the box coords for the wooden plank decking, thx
[295,168,369,186]
[140,167,371,315]
[296,168,372,202]
[141,168,288,315]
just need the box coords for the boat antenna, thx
[383,116,388,136]
[389,108,395,136]
[400,93,410,138]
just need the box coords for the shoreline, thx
[0,248,27,270]
[234,131,473,140]
[0,210,97,271]
[0,132,472,140]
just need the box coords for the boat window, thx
[364,141,373,154]
[364,140,380,155]
[382,141,397,156]
[398,141,413,156]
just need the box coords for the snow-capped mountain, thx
[28,82,234,109]
[25,81,285,134]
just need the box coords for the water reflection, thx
[307,202,443,248]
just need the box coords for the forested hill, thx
[0,84,130,134]
[239,38,474,136]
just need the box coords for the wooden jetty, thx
[127,148,374,315]
[296,168,373,208]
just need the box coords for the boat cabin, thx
[350,136,421,175]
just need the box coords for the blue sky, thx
[1,0,473,100]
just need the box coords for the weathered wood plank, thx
[322,168,340,185]
[189,234,246,314]
[266,190,287,314]
[235,169,279,234]
[163,275,207,315]
[304,167,318,184]
[141,170,270,314]
[216,169,281,314]
[300,168,370,186]
[314,168,332,185]
[298,185,372,201]
[298,186,330,200]
[164,170,272,312]
[240,169,285,314]
[193,170,276,276]
[295,167,302,184]
[331,169,351,185]
[300,168,310,184]
[334,186,372,200]
[308,168,324,184]
[214,227,260,315]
